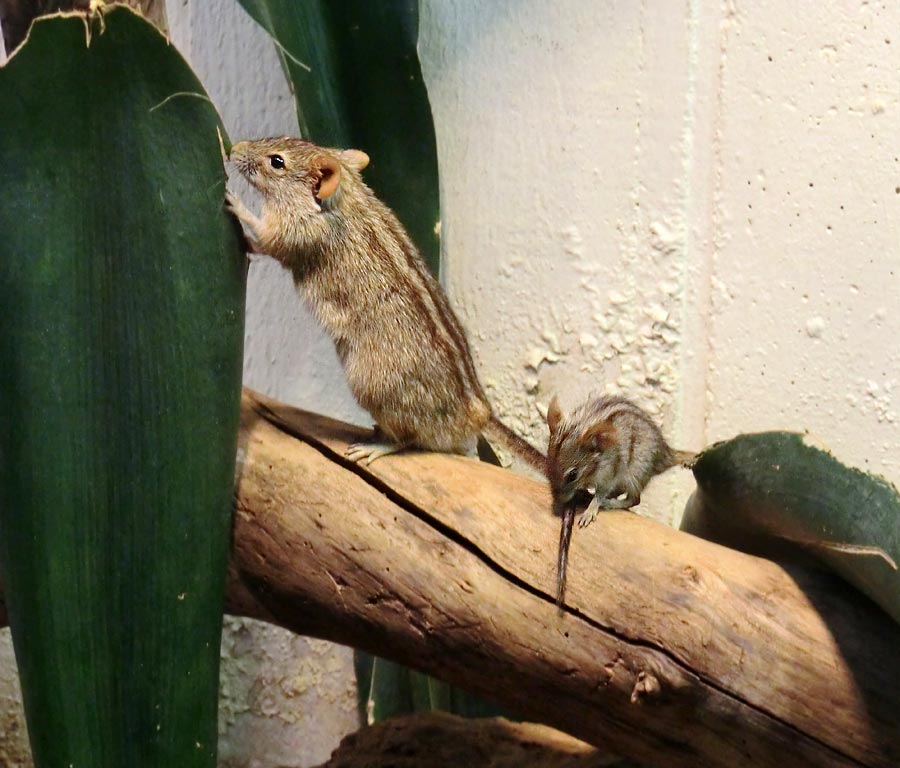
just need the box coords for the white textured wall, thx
[2,1,900,765]
[421,0,900,500]
[420,0,704,518]
[703,2,900,473]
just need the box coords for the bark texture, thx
[314,712,618,768]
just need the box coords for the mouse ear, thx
[546,395,564,434]
[341,149,370,171]
[583,421,616,453]
[316,154,343,199]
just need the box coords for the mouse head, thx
[229,137,370,216]
[546,394,618,512]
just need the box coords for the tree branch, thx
[313,711,608,768]
[2,389,898,767]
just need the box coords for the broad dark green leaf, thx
[235,0,440,273]
[362,657,416,723]
[685,432,900,625]
[355,654,510,724]
[0,8,245,766]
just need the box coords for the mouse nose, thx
[228,141,249,160]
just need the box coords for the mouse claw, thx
[345,441,404,466]
[577,495,602,529]
[224,189,245,216]
[225,189,263,254]
[577,509,598,529]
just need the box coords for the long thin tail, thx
[481,416,547,474]
[672,449,697,468]
[556,505,575,610]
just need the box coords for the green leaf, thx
[0,8,245,767]
[234,0,441,273]
[357,655,511,724]
[684,432,900,625]
[366,658,417,723]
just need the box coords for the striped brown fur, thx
[545,393,695,608]
[228,137,544,470]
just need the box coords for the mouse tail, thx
[672,449,697,468]
[482,416,547,474]
[658,447,697,473]
[556,504,575,610]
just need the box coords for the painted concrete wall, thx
[2,0,899,765]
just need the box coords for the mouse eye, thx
[564,468,578,484]
[269,155,285,170]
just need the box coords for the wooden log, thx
[314,711,605,768]
[2,389,898,767]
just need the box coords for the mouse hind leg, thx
[345,423,411,466]
[345,440,407,465]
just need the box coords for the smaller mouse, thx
[546,393,694,607]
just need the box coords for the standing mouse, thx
[226,137,544,470]
[545,393,695,607]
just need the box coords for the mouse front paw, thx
[576,495,602,529]
[225,188,245,216]
[225,189,263,253]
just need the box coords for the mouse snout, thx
[228,140,249,161]
[228,142,259,183]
